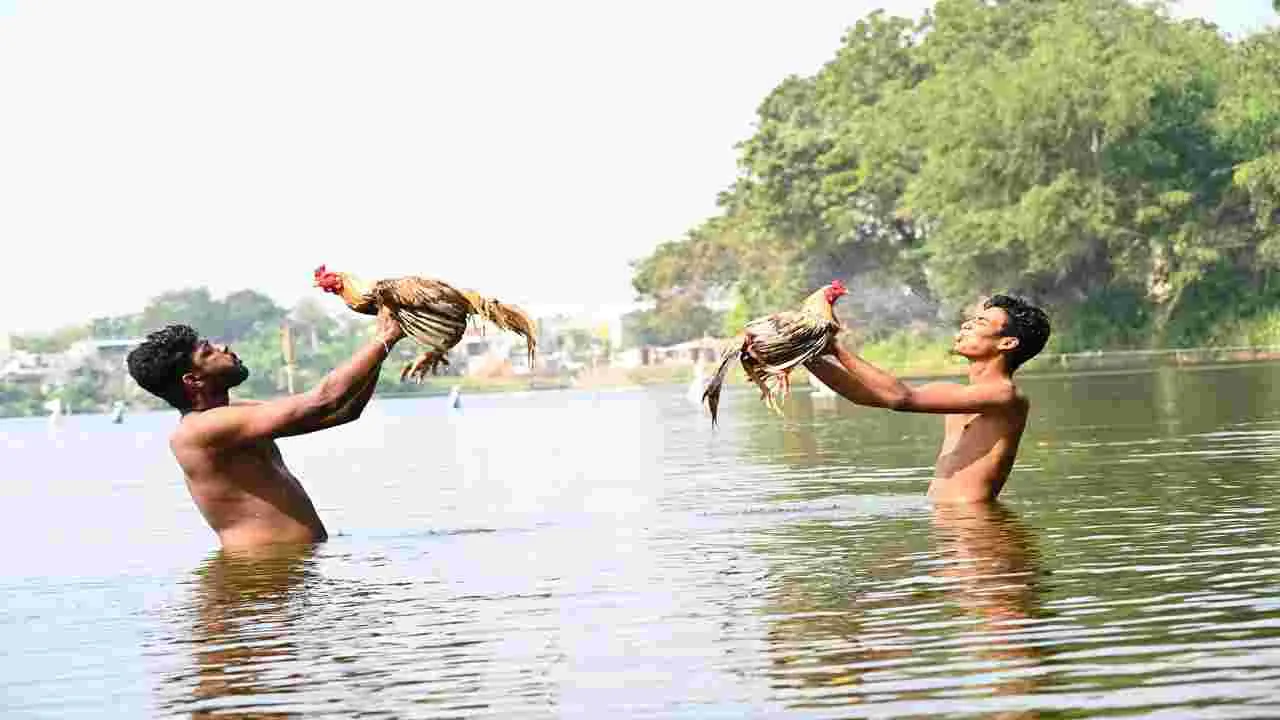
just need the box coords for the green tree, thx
[90,314,142,339]
[0,382,46,418]
[223,290,285,341]
[622,306,723,347]
[140,288,227,339]
[633,0,1280,351]
[61,364,112,413]
[11,325,89,353]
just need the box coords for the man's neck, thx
[967,356,1012,385]
[187,390,231,414]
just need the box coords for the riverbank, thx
[8,343,1280,418]
[404,342,1280,398]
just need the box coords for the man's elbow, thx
[323,415,355,430]
[885,389,912,411]
[307,384,346,417]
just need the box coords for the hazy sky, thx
[1,0,1275,334]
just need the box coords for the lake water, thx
[5,363,1280,718]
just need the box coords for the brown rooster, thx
[702,280,848,425]
[313,265,538,383]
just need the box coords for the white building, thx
[453,323,534,377]
[65,338,141,370]
[0,349,55,384]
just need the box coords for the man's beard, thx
[218,362,250,388]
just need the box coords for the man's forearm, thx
[298,362,382,431]
[806,343,911,409]
[312,336,394,411]
[333,364,382,421]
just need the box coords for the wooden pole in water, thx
[281,323,296,394]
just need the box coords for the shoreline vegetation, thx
[623,2,1280,372]
[8,324,1280,420]
[7,2,1280,417]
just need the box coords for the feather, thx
[701,282,845,425]
[701,342,742,427]
[358,274,538,382]
[317,267,540,381]
[459,291,538,365]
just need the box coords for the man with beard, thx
[127,307,404,549]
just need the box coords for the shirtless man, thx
[126,307,405,549]
[805,294,1050,503]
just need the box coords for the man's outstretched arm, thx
[290,366,384,433]
[231,363,382,429]
[806,342,1014,414]
[191,308,404,445]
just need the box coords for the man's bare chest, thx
[940,413,981,453]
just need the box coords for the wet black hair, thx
[127,324,199,410]
[985,295,1050,372]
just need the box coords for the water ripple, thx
[7,372,1280,716]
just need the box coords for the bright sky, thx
[1,0,1275,335]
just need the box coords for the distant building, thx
[65,338,142,370]
[1,338,144,383]
[453,323,534,377]
[0,349,56,385]
[527,301,652,358]
[638,337,723,367]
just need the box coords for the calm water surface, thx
[5,364,1280,718]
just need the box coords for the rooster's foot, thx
[400,352,450,384]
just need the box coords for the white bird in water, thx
[687,359,706,404]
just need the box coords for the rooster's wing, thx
[743,311,836,373]
[373,277,474,355]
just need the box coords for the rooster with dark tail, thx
[702,280,848,425]
[313,265,537,383]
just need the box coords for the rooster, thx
[702,280,848,425]
[313,265,538,383]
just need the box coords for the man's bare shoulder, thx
[982,378,1029,420]
[908,377,1021,415]
[1003,379,1029,408]
[974,376,1023,404]
[170,405,255,450]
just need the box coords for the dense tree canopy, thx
[631,0,1280,351]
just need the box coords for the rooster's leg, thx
[762,386,783,415]
[769,373,791,418]
[401,351,452,384]
[759,376,780,417]
[401,352,436,384]
[765,390,783,417]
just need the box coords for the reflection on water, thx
[172,546,320,718]
[159,543,509,718]
[931,503,1045,713]
[763,502,1046,715]
[7,366,1280,717]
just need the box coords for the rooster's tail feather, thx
[461,291,539,365]
[702,342,742,427]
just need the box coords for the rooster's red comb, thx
[830,279,847,293]
[314,265,327,279]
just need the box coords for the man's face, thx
[189,338,249,390]
[953,303,1017,361]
